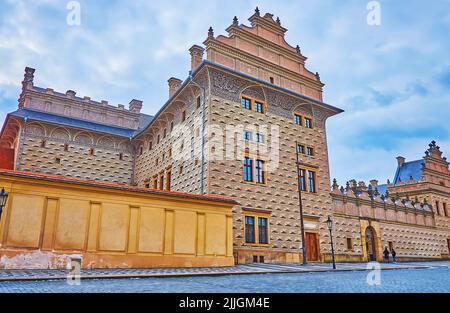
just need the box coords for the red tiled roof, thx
[0,169,238,205]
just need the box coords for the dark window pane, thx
[242,98,251,110]
[254,102,263,113]
[300,169,306,191]
[258,217,268,244]
[245,216,255,243]
[308,170,316,193]
[255,159,265,184]
[243,157,253,182]
[294,115,302,125]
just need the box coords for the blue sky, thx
[1,0,449,186]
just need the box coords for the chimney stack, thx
[396,156,406,167]
[189,45,205,72]
[129,99,143,113]
[168,77,183,98]
[22,67,35,89]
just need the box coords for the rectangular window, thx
[170,121,174,132]
[294,114,302,126]
[153,176,158,189]
[258,217,268,244]
[243,157,253,182]
[149,141,152,151]
[118,153,123,160]
[166,170,171,191]
[157,135,160,144]
[255,159,265,184]
[308,170,316,193]
[55,157,61,165]
[244,131,252,141]
[346,238,353,250]
[304,117,313,128]
[299,169,306,191]
[256,133,264,143]
[307,147,314,156]
[144,182,150,188]
[436,201,440,215]
[197,96,201,109]
[297,144,305,154]
[242,98,251,110]
[444,203,448,217]
[181,110,186,122]
[254,101,264,113]
[159,173,164,190]
[163,129,167,138]
[245,216,255,243]
[64,144,69,151]
[448,239,450,254]
[139,146,143,155]
[179,165,184,174]
[89,148,95,156]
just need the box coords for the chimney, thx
[189,45,205,72]
[66,90,76,98]
[396,156,406,167]
[168,77,183,98]
[370,179,378,187]
[129,99,143,113]
[22,67,35,89]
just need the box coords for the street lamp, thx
[0,188,9,222]
[326,215,336,270]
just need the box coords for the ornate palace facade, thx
[0,9,449,266]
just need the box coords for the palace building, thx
[0,9,448,268]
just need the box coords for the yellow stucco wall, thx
[0,173,235,269]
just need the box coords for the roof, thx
[8,108,153,138]
[134,60,344,137]
[393,159,424,184]
[0,169,238,205]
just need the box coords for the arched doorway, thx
[365,227,377,262]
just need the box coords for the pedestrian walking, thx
[383,247,390,263]
[391,248,397,263]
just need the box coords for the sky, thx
[0,0,449,186]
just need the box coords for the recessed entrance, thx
[365,226,377,262]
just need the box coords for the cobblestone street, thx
[0,261,449,293]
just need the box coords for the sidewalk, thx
[0,261,449,282]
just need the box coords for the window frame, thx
[244,216,256,244]
[241,97,252,110]
[243,157,253,182]
[307,170,317,193]
[255,159,266,184]
[243,212,271,246]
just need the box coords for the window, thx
[168,148,172,158]
[55,157,61,165]
[243,157,253,182]
[245,216,255,243]
[155,158,159,166]
[346,238,353,250]
[40,140,46,148]
[448,239,450,254]
[254,101,264,113]
[181,110,186,122]
[444,203,448,217]
[153,176,158,189]
[179,165,184,174]
[180,140,184,152]
[163,129,167,138]
[139,146,143,155]
[269,77,274,84]
[149,141,152,151]
[294,114,302,126]
[89,148,95,156]
[253,255,258,263]
[196,96,201,109]
[258,217,268,244]
[256,133,264,143]
[64,144,69,151]
[157,135,160,144]
[170,121,174,132]
[119,153,123,160]
[297,144,305,154]
[144,182,150,188]
[307,147,314,156]
[159,173,164,190]
[255,159,265,184]
[162,153,165,161]
[244,131,252,141]
[299,169,306,191]
[304,117,313,129]
[436,201,440,215]
[166,170,171,191]
[308,170,316,193]
[242,98,251,110]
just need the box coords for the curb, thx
[0,265,432,282]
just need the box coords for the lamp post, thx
[295,141,307,265]
[0,188,9,223]
[326,215,336,270]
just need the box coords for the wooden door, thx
[305,232,319,261]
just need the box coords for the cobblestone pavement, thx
[0,265,449,293]
[0,261,448,283]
